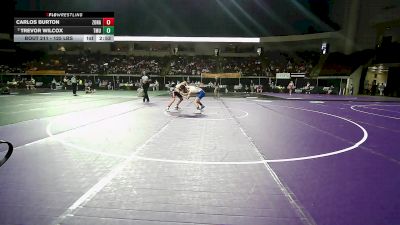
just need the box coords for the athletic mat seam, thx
[220,99,317,225]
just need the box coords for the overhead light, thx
[114,36,260,43]
[368,66,377,71]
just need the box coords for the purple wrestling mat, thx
[0,94,399,225]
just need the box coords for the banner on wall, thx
[27,70,65,75]
[290,73,306,78]
[276,73,290,79]
[202,73,241,78]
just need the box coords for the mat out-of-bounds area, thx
[0,91,400,225]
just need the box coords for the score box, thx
[102,18,114,26]
[96,35,114,42]
[103,26,114,35]
[13,11,115,42]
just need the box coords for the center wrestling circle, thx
[47,104,368,164]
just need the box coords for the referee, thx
[71,75,78,96]
[141,73,151,102]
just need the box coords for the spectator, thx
[370,80,377,96]
[378,83,385,96]
[328,85,334,94]
[63,76,68,90]
[245,85,249,93]
[154,80,159,91]
[214,82,220,98]
[304,82,311,94]
[364,81,370,95]
[287,81,295,95]
[79,79,84,90]
[349,83,354,95]
[256,85,263,93]
[51,78,57,90]
[107,81,113,90]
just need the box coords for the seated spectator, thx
[256,85,263,93]
[328,85,334,94]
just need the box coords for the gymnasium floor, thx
[0,90,399,225]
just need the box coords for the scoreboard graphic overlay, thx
[14,12,114,42]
